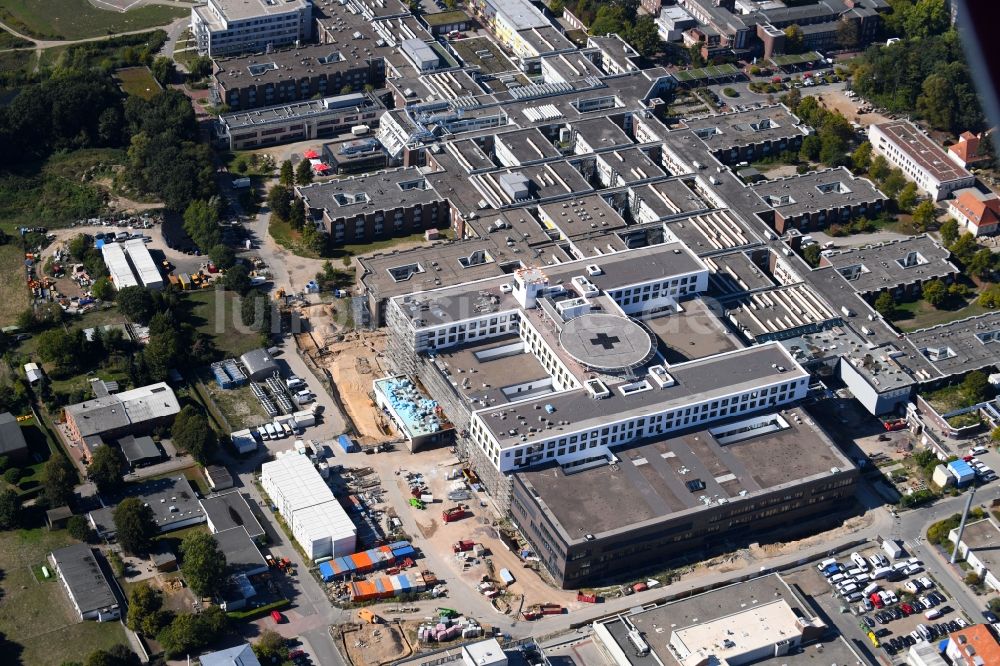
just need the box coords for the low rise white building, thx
[868,121,974,201]
[260,453,356,560]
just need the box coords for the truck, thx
[358,609,381,624]
[539,603,563,615]
[338,434,358,453]
[442,506,467,523]
[352,125,371,137]
[498,568,516,587]
[576,591,598,603]
[453,540,475,553]
[882,538,904,560]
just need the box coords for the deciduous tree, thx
[43,456,77,508]
[180,533,227,597]
[89,445,125,495]
[113,497,157,555]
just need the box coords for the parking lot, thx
[809,542,971,661]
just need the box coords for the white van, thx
[265,423,278,439]
[924,608,942,620]
[257,426,271,441]
[863,582,880,596]
[839,584,858,596]
[830,574,846,584]
[851,552,869,570]
[846,567,862,577]
[917,624,931,641]
[817,558,837,572]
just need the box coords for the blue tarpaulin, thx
[319,561,335,582]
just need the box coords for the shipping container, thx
[499,568,515,586]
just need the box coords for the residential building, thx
[0,411,30,464]
[948,188,1000,237]
[64,382,180,447]
[213,43,386,111]
[192,0,312,57]
[868,121,975,200]
[214,93,385,150]
[49,544,120,622]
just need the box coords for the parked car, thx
[271,610,285,623]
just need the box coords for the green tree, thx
[803,244,821,267]
[187,55,213,80]
[851,141,872,173]
[979,283,1000,308]
[241,291,274,339]
[989,597,1000,614]
[113,497,157,555]
[67,514,94,542]
[819,133,847,167]
[91,276,114,301]
[222,263,251,294]
[116,285,156,324]
[783,24,805,54]
[295,158,313,185]
[881,169,907,198]
[126,583,171,637]
[180,532,227,597]
[2,468,20,485]
[916,73,954,131]
[89,445,124,495]
[896,182,918,212]
[911,199,936,230]
[869,154,890,183]
[962,370,990,405]
[171,405,218,465]
[836,18,860,50]
[874,291,895,317]
[267,184,292,221]
[949,232,978,263]
[253,630,288,662]
[37,328,85,375]
[157,607,228,658]
[182,199,222,251]
[209,244,236,270]
[289,197,306,231]
[626,17,660,57]
[43,456,77,508]
[0,488,20,529]
[150,57,173,86]
[799,134,821,162]
[968,248,996,279]
[83,644,139,666]
[279,159,294,186]
[903,0,950,40]
[922,279,947,307]
[939,218,959,245]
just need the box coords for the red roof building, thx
[949,189,1000,237]
[948,132,989,168]
[946,624,1000,666]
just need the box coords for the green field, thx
[0,0,187,40]
[0,244,29,328]
[116,65,161,99]
[0,527,128,665]
[0,48,32,73]
[184,289,267,358]
[892,298,990,333]
[0,25,31,48]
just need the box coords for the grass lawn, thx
[182,289,265,358]
[330,229,452,259]
[922,384,972,414]
[0,25,31,48]
[116,66,161,100]
[0,417,60,499]
[0,0,187,40]
[0,244,30,329]
[152,521,209,555]
[891,298,990,333]
[269,216,321,259]
[0,527,127,665]
[194,366,268,431]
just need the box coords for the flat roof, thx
[117,435,161,465]
[480,342,807,449]
[65,382,180,438]
[644,298,743,363]
[630,179,707,219]
[871,120,973,184]
[751,167,887,219]
[214,41,385,90]
[220,94,381,130]
[541,52,603,81]
[95,476,204,531]
[904,311,1000,377]
[705,251,776,293]
[208,0,309,21]
[683,105,806,151]
[821,235,956,295]
[539,194,627,236]
[596,148,666,183]
[215,526,268,576]
[598,573,864,666]
[449,37,517,75]
[298,167,444,219]
[663,209,758,254]
[430,335,551,408]
[423,9,470,27]
[495,127,561,164]
[572,117,633,150]
[955,519,1000,573]
[51,544,117,614]
[200,491,266,540]
[517,408,848,538]
[485,0,549,31]
[559,313,656,372]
